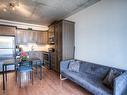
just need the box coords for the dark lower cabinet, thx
[48,20,75,72]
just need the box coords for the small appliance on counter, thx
[48,48,55,52]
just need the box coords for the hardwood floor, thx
[0,68,91,95]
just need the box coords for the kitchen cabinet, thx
[16,29,28,44]
[48,24,57,71]
[43,32,48,44]
[16,29,48,45]
[48,25,55,44]
[0,26,16,36]
[36,31,48,44]
[27,30,36,43]
[48,20,75,72]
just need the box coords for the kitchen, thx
[0,19,74,73]
[0,24,52,73]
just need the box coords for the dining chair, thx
[16,61,33,87]
[32,59,42,80]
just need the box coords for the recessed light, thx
[3,8,7,12]
[12,7,15,10]
[16,5,20,9]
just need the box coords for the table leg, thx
[40,65,42,80]
[36,62,38,78]
[3,65,5,90]
[15,65,17,82]
[31,71,33,85]
[5,66,7,82]
[40,61,42,80]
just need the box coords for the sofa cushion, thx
[68,60,80,72]
[103,69,123,89]
[79,61,109,79]
[62,70,112,95]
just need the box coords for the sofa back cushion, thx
[103,68,123,89]
[79,61,110,79]
[68,60,80,72]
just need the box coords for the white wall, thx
[66,0,127,70]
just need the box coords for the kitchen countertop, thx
[29,57,41,61]
[26,50,49,53]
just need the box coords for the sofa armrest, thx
[60,59,74,72]
[114,72,127,95]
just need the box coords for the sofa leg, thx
[60,74,67,80]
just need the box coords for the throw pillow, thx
[68,60,80,72]
[103,69,122,89]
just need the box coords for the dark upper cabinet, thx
[16,29,32,44]
[48,25,55,44]
[0,26,16,36]
[32,31,38,43]
[36,31,48,44]
[16,29,27,44]
[48,20,75,72]
[27,30,36,43]
[16,29,48,45]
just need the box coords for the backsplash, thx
[19,43,50,52]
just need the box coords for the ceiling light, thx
[9,2,16,11]
[16,5,20,9]
[12,7,15,11]
[2,0,20,12]
[3,8,7,12]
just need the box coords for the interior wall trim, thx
[63,0,101,19]
[0,19,48,31]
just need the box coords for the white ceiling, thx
[0,0,100,26]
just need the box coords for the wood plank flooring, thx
[0,68,91,95]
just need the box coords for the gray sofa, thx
[60,59,127,95]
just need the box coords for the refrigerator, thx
[0,36,15,72]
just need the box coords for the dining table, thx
[2,57,43,90]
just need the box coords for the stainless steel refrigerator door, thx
[0,36,15,48]
[0,36,15,72]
